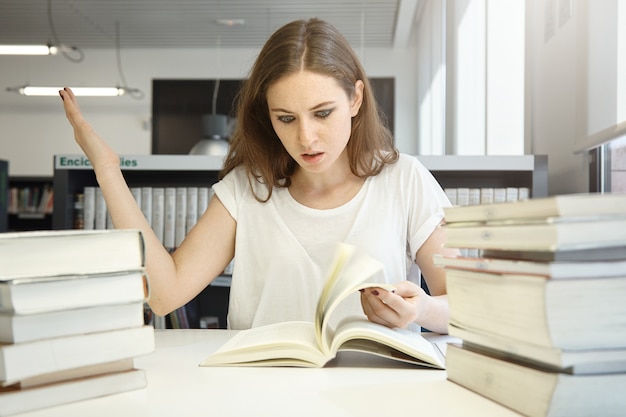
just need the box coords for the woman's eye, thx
[316,109,332,118]
[277,115,295,123]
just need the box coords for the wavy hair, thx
[220,18,398,201]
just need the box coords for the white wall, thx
[528,0,588,194]
[0,46,418,176]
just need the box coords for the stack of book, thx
[437,193,626,417]
[0,229,155,416]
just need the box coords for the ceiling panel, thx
[0,0,403,49]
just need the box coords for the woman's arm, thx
[360,224,459,333]
[59,87,236,316]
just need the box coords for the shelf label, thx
[54,154,225,171]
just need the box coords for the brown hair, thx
[220,18,398,201]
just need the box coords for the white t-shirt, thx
[213,153,451,329]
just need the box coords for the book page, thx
[329,317,445,369]
[201,321,328,367]
[314,243,393,354]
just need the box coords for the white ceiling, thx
[0,0,419,50]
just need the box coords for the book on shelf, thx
[0,229,145,280]
[443,192,626,224]
[151,187,166,243]
[174,187,187,248]
[82,186,96,230]
[0,325,154,383]
[0,361,146,417]
[0,301,145,344]
[163,187,176,251]
[186,186,199,233]
[443,186,530,208]
[433,254,626,279]
[201,243,445,368]
[445,267,626,350]
[94,187,107,230]
[140,186,153,226]
[446,342,626,417]
[80,184,215,251]
[442,217,626,251]
[197,186,211,217]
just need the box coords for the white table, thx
[20,329,520,417]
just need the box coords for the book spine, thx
[82,186,96,230]
[151,187,165,244]
[174,187,187,248]
[163,187,176,251]
[186,187,199,234]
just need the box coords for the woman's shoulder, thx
[381,153,428,176]
[217,165,271,200]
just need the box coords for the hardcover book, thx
[443,192,626,224]
[201,243,445,368]
[446,268,626,350]
[446,342,626,417]
[0,229,145,280]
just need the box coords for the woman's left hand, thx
[360,280,427,329]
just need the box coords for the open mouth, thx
[301,152,324,163]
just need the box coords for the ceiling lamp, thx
[6,85,137,97]
[0,44,59,55]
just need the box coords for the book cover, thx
[201,243,445,369]
[480,246,626,262]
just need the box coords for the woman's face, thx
[266,70,363,174]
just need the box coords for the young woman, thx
[59,18,459,334]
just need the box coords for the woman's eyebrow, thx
[269,101,336,113]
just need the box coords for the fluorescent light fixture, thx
[216,19,245,26]
[0,44,58,55]
[6,86,127,97]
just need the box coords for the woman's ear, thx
[350,80,365,117]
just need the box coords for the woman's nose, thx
[298,120,317,146]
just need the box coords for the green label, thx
[57,156,139,168]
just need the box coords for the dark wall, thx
[152,78,395,154]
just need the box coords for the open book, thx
[201,243,445,368]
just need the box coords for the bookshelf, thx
[0,160,7,232]
[416,155,548,198]
[7,176,54,231]
[53,154,228,329]
[52,153,548,328]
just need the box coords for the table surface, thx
[20,329,521,417]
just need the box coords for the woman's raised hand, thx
[58,87,120,170]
